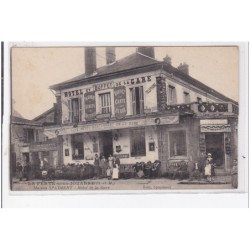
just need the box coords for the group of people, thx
[192,152,238,188]
[93,154,120,180]
[16,160,31,181]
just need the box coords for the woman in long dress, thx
[204,153,213,182]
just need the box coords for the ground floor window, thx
[72,134,84,160]
[131,128,146,156]
[169,130,187,157]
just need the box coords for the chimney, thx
[177,62,189,75]
[106,47,116,64]
[163,55,172,65]
[137,46,155,58]
[85,47,97,76]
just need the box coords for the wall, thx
[59,70,160,124]
[62,127,159,165]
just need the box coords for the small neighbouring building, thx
[44,47,238,173]
[10,105,61,175]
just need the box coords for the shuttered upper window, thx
[68,97,83,123]
[130,86,144,115]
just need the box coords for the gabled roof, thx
[33,106,55,122]
[11,116,42,126]
[50,51,238,105]
[50,52,161,90]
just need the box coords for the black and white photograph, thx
[9,44,242,191]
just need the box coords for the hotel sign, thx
[45,116,179,137]
[84,91,96,121]
[114,86,127,119]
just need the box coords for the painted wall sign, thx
[200,119,228,125]
[92,75,152,92]
[200,124,231,133]
[113,154,129,158]
[64,89,83,98]
[114,86,127,119]
[44,115,179,137]
[84,91,96,121]
[29,142,58,152]
[156,77,167,111]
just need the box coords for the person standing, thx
[231,159,238,188]
[93,154,100,179]
[112,156,120,180]
[204,153,215,182]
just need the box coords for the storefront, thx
[29,139,60,168]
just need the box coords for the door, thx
[101,131,113,159]
[205,133,224,167]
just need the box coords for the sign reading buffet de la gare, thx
[114,86,127,119]
[63,75,152,97]
[84,91,96,121]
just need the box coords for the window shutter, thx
[68,99,72,123]
[139,86,144,114]
[79,97,83,122]
[131,88,136,115]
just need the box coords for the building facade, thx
[11,106,61,175]
[44,47,238,173]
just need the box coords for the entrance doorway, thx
[22,152,30,163]
[205,133,224,167]
[100,131,113,159]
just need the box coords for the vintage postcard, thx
[8,44,245,192]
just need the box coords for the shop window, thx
[168,85,176,104]
[23,128,35,143]
[169,130,187,157]
[71,134,84,160]
[99,92,111,114]
[68,97,83,123]
[131,128,146,156]
[183,92,190,103]
[130,86,144,115]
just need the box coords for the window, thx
[169,130,187,157]
[72,134,84,160]
[99,92,111,114]
[68,98,83,123]
[168,85,176,104]
[130,86,144,115]
[183,92,190,103]
[23,128,35,143]
[131,128,146,156]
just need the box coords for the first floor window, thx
[169,130,187,157]
[130,86,144,115]
[168,85,176,104]
[23,128,35,143]
[131,128,146,156]
[68,98,83,123]
[183,91,190,103]
[99,92,111,114]
[72,134,84,160]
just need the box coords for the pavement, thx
[12,176,233,191]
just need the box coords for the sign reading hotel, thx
[114,86,127,119]
[84,91,96,121]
